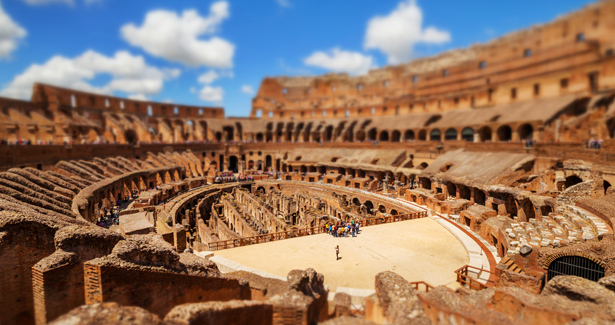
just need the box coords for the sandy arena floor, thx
[214,218,469,290]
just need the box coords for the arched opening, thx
[478,126,492,142]
[548,256,604,282]
[419,130,427,141]
[518,123,534,141]
[391,130,401,142]
[248,160,254,170]
[364,201,374,215]
[324,125,333,142]
[420,177,431,190]
[445,182,456,197]
[356,130,366,142]
[256,133,264,142]
[474,189,486,205]
[367,128,377,141]
[458,185,471,200]
[265,155,272,170]
[461,127,474,142]
[604,180,612,195]
[223,126,234,141]
[429,129,441,141]
[379,131,389,141]
[353,198,361,206]
[124,129,138,144]
[497,125,512,142]
[418,162,429,170]
[300,165,307,173]
[444,128,457,141]
[390,209,398,215]
[404,130,415,141]
[565,175,583,188]
[229,156,238,173]
[215,132,222,142]
[607,117,615,139]
[378,205,386,213]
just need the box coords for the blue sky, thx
[0,0,597,116]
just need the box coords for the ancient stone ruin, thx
[2,1,615,324]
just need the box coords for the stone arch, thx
[604,180,612,195]
[420,177,431,190]
[352,198,361,206]
[356,130,366,142]
[547,255,605,282]
[390,209,398,215]
[461,127,474,142]
[229,155,239,173]
[379,130,389,141]
[391,130,401,142]
[378,205,386,213]
[256,132,264,142]
[478,126,492,142]
[404,130,415,141]
[497,125,512,141]
[444,128,457,141]
[215,132,222,142]
[565,175,583,188]
[124,129,138,144]
[364,201,374,214]
[430,129,441,141]
[458,184,471,200]
[265,155,272,169]
[367,128,377,141]
[474,188,486,205]
[445,181,456,197]
[324,125,334,142]
[518,123,534,141]
[418,130,427,141]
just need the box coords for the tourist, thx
[335,245,340,260]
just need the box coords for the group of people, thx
[586,138,603,149]
[97,206,120,228]
[325,220,361,238]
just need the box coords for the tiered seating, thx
[505,206,612,254]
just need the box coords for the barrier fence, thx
[454,265,496,290]
[409,281,434,292]
[207,210,427,251]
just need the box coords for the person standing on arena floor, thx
[335,245,340,260]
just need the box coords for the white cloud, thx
[364,0,450,64]
[199,86,224,102]
[276,0,290,8]
[241,85,254,95]
[121,2,235,68]
[197,70,219,84]
[303,48,374,75]
[21,0,103,5]
[21,0,73,5]
[0,50,180,99]
[127,94,148,101]
[0,3,27,59]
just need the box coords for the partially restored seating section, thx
[2,1,615,324]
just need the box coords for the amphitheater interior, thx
[3,1,615,324]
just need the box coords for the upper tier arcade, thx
[251,0,615,120]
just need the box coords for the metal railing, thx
[454,265,496,290]
[207,210,427,251]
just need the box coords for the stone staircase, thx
[505,205,611,254]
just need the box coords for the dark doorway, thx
[548,256,604,282]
